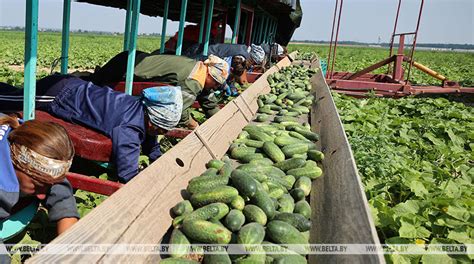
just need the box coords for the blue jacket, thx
[0,123,79,222]
[47,77,161,182]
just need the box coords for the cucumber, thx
[235,245,266,264]
[238,131,250,139]
[237,223,266,245]
[294,200,311,219]
[203,250,232,264]
[251,182,276,219]
[224,209,246,232]
[281,143,309,158]
[249,158,274,166]
[184,202,229,222]
[219,158,233,178]
[242,139,265,148]
[274,136,304,147]
[172,200,194,216]
[231,147,257,160]
[206,159,225,170]
[294,177,312,196]
[247,129,274,142]
[287,165,322,180]
[257,98,264,108]
[182,220,232,244]
[258,107,274,115]
[274,254,307,264]
[301,231,310,242]
[274,212,311,232]
[268,187,285,199]
[266,181,288,194]
[268,166,286,178]
[169,228,190,258]
[289,131,309,141]
[274,157,306,172]
[283,176,296,189]
[190,186,239,207]
[290,188,306,201]
[294,127,319,141]
[274,116,298,123]
[278,194,295,213]
[266,176,293,191]
[239,153,265,163]
[172,215,186,227]
[308,149,324,161]
[262,242,306,263]
[161,258,199,264]
[231,195,246,210]
[268,104,282,111]
[266,221,308,254]
[256,114,270,122]
[201,168,218,176]
[243,205,267,225]
[187,174,229,194]
[231,170,259,198]
[262,141,285,163]
[291,153,308,160]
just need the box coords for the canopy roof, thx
[76,0,302,45]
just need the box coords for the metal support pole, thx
[246,12,254,45]
[24,0,39,121]
[123,0,132,51]
[329,0,343,79]
[251,16,258,43]
[258,16,266,44]
[387,0,402,74]
[263,16,271,44]
[202,0,215,56]
[405,0,424,84]
[60,0,71,74]
[124,0,141,95]
[176,0,188,55]
[393,34,405,81]
[198,0,206,43]
[231,0,241,44]
[240,12,248,44]
[326,0,338,78]
[160,0,169,53]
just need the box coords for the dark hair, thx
[0,116,74,161]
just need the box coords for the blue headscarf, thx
[141,86,183,131]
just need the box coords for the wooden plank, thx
[28,56,294,263]
[309,60,385,263]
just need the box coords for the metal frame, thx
[159,0,169,53]
[60,0,71,74]
[124,0,141,95]
[23,0,39,121]
[123,0,132,51]
[198,0,207,43]
[202,0,215,55]
[231,0,242,44]
[175,0,189,55]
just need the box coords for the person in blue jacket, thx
[0,115,78,262]
[0,75,183,183]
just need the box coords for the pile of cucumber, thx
[163,65,321,264]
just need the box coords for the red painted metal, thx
[388,0,402,60]
[405,0,425,84]
[393,35,405,81]
[327,0,339,78]
[66,172,123,196]
[165,128,192,139]
[246,72,262,83]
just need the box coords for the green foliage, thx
[333,93,473,262]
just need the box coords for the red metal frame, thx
[325,0,473,97]
[66,173,123,196]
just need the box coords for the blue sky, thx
[0,0,472,44]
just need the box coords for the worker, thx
[0,75,183,183]
[0,115,78,262]
[91,53,229,129]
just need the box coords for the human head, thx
[248,44,265,66]
[1,116,74,197]
[231,56,247,77]
[141,86,183,135]
[203,55,229,89]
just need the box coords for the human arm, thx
[141,135,162,163]
[44,179,79,234]
[111,125,143,183]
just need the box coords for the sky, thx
[0,0,473,44]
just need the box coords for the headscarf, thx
[249,44,265,65]
[141,86,183,131]
[276,44,284,55]
[10,143,72,184]
[204,55,229,85]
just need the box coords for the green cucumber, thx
[278,194,295,213]
[239,153,265,163]
[237,223,266,245]
[287,165,322,180]
[249,158,274,166]
[169,228,190,258]
[274,212,311,232]
[268,187,285,199]
[266,221,308,254]
[182,220,232,244]
[206,159,225,170]
[203,250,232,264]
[289,131,309,141]
[247,130,274,142]
[231,195,246,210]
[262,242,306,263]
[224,209,246,232]
[281,143,309,158]
[294,200,311,219]
[187,174,229,194]
[231,170,259,198]
[274,157,306,172]
[242,139,265,148]
[256,114,270,122]
[190,186,239,207]
[262,141,285,163]
[274,136,304,147]
[308,149,324,161]
[290,188,306,201]
[231,147,257,160]
[243,204,268,225]
[294,177,312,196]
[161,258,200,264]
[184,202,229,222]
[294,127,319,141]
[172,200,194,216]
[251,182,276,219]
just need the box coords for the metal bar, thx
[271,20,278,43]
[264,16,272,44]
[345,56,396,80]
[124,0,141,95]
[160,0,169,53]
[329,0,343,79]
[240,11,248,44]
[326,0,338,78]
[258,16,267,44]
[176,0,188,56]
[24,0,39,121]
[387,0,402,74]
[123,0,132,51]
[393,32,417,36]
[60,0,71,74]
[251,16,258,43]
[403,57,446,81]
[393,35,405,80]
[405,0,424,84]
[232,0,241,44]
[246,11,254,45]
[66,173,123,196]
[198,0,206,43]
[202,0,215,56]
